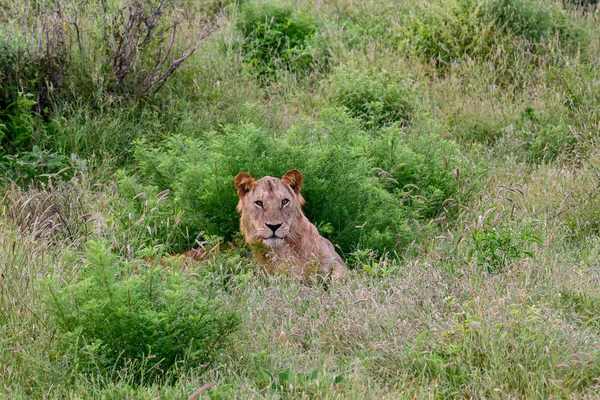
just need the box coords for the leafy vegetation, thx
[128,111,473,255]
[471,220,541,273]
[238,1,328,82]
[400,0,588,67]
[1,0,600,397]
[329,64,418,128]
[47,240,240,383]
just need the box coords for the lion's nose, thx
[265,223,282,233]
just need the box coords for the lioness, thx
[235,169,349,281]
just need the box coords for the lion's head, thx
[235,169,305,249]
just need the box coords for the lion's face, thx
[235,170,305,249]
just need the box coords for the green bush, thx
[47,240,240,383]
[523,122,577,163]
[401,0,497,65]
[0,92,39,155]
[127,109,476,256]
[329,65,417,128]
[238,2,328,81]
[0,33,58,161]
[401,0,581,65]
[0,146,74,186]
[0,89,73,185]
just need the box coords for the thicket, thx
[0,28,68,180]
[47,240,239,383]
[125,109,477,257]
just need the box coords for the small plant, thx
[470,221,541,273]
[401,0,496,65]
[353,249,400,277]
[485,0,553,43]
[47,240,240,383]
[1,146,74,185]
[238,2,328,81]
[0,15,69,119]
[520,107,577,163]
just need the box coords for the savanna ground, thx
[1,0,600,398]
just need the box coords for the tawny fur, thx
[235,169,349,281]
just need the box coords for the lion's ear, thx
[235,172,255,198]
[282,169,303,195]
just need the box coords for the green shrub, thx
[0,146,74,186]
[470,220,541,273]
[0,92,39,155]
[47,240,239,383]
[127,109,476,256]
[523,122,577,163]
[238,2,328,81]
[401,0,581,66]
[401,0,497,65]
[0,33,58,160]
[0,89,73,184]
[329,65,417,128]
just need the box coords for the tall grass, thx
[2,0,600,397]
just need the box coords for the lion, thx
[235,169,349,281]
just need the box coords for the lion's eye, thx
[255,200,263,208]
[281,199,289,206]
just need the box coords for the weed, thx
[259,367,344,396]
[471,220,541,273]
[400,0,585,68]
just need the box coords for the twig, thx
[188,382,216,400]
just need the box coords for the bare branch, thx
[144,14,221,96]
